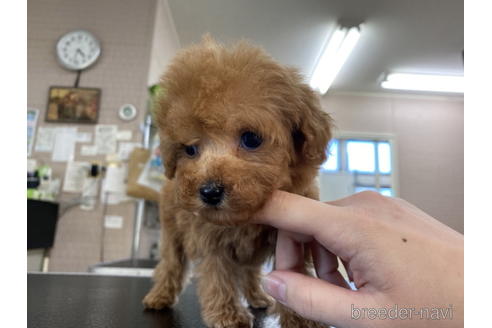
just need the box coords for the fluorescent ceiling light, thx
[310,25,361,95]
[381,73,464,93]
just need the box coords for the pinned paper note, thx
[95,125,117,155]
[100,164,130,204]
[104,215,124,229]
[27,159,37,172]
[80,177,99,210]
[76,132,92,143]
[63,161,90,192]
[102,165,127,193]
[80,145,97,156]
[35,127,57,152]
[52,127,78,162]
[116,130,132,141]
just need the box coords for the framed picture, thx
[46,86,101,124]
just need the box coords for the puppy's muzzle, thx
[199,181,225,206]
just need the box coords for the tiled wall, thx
[28,0,158,272]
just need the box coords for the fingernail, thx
[260,274,287,303]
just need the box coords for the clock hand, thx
[76,48,86,58]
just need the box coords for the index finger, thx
[254,190,359,252]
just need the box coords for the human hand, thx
[255,191,463,328]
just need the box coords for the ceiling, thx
[167,0,463,95]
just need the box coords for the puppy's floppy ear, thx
[291,83,333,167]
[159,134,179,180]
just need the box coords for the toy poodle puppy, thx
[143,36,332,328]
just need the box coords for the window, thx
[378,142,392,174]
[346,140,376,173]
[320,137,395,197]
[321,139,339,171]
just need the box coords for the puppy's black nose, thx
[199,182,224,206]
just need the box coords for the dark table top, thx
[28,273,278,328]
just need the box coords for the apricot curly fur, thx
[143,36,332,328]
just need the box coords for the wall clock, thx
[56,30,101,71]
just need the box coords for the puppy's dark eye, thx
[240,131,263,150]
[184,144,198,157]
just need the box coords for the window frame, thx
[321,131,399,197]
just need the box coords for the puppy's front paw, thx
[205,308,254,328]
[142,288,177,310]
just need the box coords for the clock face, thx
[56,30,101,70]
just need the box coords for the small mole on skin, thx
[402,238,407,243]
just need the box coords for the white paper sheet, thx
[104,215,124,229]
[35,127,57,152]
[76,132,92,143]
[52,127,78,162]
[95,125,117,155]
[80,145,98,156]
[27,159,37,172]
[63,161,90,192]
[116,130,133,141]
[102,165,127,193]
[80,177,99,210]
[100,164,130,204]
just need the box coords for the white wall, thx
[147,0,181,86]
[321,93,464,233]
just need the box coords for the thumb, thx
[261,270,370,328]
